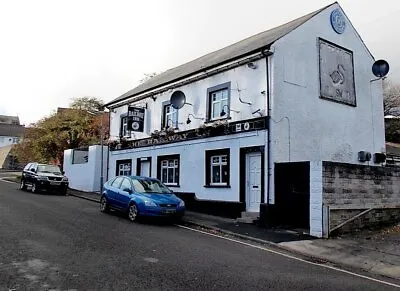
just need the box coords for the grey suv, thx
[20,162,69,195]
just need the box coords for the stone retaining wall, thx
[322,161,400,234]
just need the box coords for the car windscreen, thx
[37,165,62,174]
[131,178,172,194]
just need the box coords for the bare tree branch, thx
[383,79,400,116]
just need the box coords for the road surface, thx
[0,178,398,290]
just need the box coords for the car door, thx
[26,163,37,185]
[29,163,38,184]
[107,177,124,207]
[22,163,31,183]
[115,177,133,210]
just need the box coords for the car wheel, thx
[128,203,139,222]
[100,196,109,213]
[20,179,27,191]
[31,183,39,193]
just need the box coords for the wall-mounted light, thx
[186,113,204,124]
[247,62,257,69]
[252,109,263,116]
[220,104,240,117]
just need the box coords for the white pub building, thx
[104,2,388,235]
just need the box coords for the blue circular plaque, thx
[330,9,346,34]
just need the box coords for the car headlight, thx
[144,200,157,207]
[62,177,69,182]
[179,200,185,207]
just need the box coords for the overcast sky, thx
[0,0,399,125]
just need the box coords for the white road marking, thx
[0,178,17,184]
[175,224,400,289]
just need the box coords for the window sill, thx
[203,185,231,188]
[165,184,180,188]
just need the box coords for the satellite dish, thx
[170,90,186,109]
[372,59,390,78]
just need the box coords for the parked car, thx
[100,175,185,222]
[20,162,69,195]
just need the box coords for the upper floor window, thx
[162,102,178,129]
[207,82,231,121]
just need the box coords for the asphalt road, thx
[0,179,399,291]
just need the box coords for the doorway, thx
[239,146,265,213]
[274,162,310,229]
[245,153,262,212]
[136,157,152,177]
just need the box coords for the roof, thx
[0,123,24,137]
[105,2,336,107]
[0,115,20,125]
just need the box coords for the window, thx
[157,154,180,186]
[210,155,228,185]
[120,178,132,192]
[120,115,130,137]
[23,163,32,171]
[116,159,131,176]
[205,149,230,187]
[162,102,178,129]
[111,177,124,188]
[131,177,172,194]
[207,82,231,121]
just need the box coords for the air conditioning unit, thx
[358,151,371,162]
[373,152,386,164]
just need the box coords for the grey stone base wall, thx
[322,161,400,235]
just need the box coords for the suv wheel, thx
[31,183,39,193]
[20,179,27,191]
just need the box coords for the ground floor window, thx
[205,148,230,187]
[116,159,132,176]
[157,154,180,186]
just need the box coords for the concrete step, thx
[241,212,259,218]
[236,217,256,224]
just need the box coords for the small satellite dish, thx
[372,59,390,78]
[170,90,192,109]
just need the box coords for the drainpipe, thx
[262,48,273,207]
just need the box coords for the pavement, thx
[65,187,400,282]
[1,180,400,290]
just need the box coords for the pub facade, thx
[104,2,386,227]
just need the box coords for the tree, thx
[383,79,400,143]
[383,79,400,117]
[12,97,109,168]
[69,96,104,112]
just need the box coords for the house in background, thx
[103,2,394,237]
[0,115,24,169]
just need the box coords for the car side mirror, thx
[62,171,65,175]
[123,188,132,194]
[30,169,36,173]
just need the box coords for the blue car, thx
[100,175,185,222]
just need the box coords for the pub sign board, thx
[127,106,145,132]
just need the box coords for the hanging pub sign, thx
[127,106,145,132]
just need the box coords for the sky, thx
[0,0,399,126]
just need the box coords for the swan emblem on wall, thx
[330,64,345,85]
